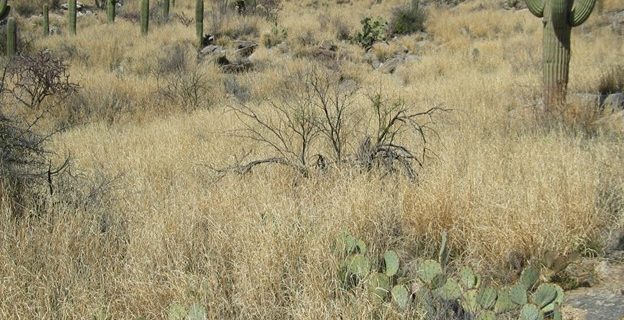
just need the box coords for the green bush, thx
[261,24,287,48]
[354,16,387,50]
[388,0,426,36]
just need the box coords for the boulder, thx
[219,57,252,73]
[233,40,257,58]
[61,2,85,11]
[607,10,624,35]
[199,45,225,57]
[378,56,403,74]
[602,92,624,112]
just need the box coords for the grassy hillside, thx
[1,0,623,318]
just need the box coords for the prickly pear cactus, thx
[391,285,410,310]
[383,250,400,277]
[524,0,597,111]
[418,259,444,287]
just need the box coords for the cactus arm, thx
[69,0,77,35]
[43,4,49,36]
[525,0,544,18]
[107,0,115,23]
[141,0,149,35]
[0,0,11,21]
[6,17,16,57]
[196,0,204,48]
[570,0,596,26]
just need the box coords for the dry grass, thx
[1,0,624,318]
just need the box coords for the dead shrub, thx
[219,65,446,179]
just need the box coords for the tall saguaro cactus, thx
[0,0,11,22]
[141,0,149,35]
[162,0,170,21]
[68,0,77,35]
[525,0,596,111]
[6,17,15,57]
[107,0,115,23]
[43,4,49,36]
[196,0,204,48]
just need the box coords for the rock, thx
[594,110,624,133]
[566,291,624,320]
[378,55,404,74]
[566,263,624,320]
[319,40,337,52]
[602,92,624,112]
[561,306,588,320]
[364,52,381,69]
[49,26,61,35]
[202,34,216,47]
[233,40,257,58]
[199,45,225,57]
[502,0,527,10]
[312,48,337,61]
[61,2,85,11]
[404,54,421,63]
[220,58,252,73]
[607,10,624,35]
[605,229,624,254]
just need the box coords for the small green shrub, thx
[261,24,287,48]
[354,16,387,50]
[388,0,426,36]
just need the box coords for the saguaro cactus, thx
[0,0,11,22]
[525,0,596,111]
[6,17,16,57]
[196,0,203,48]
[43,4,49,36]
[141,0,149,35]
[107,0,115,23]
[68,0,77,35]
[162,0,170,21]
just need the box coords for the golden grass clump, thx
[1,0,624,318]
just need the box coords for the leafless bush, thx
[0,54,74,216]
[5,51,78,111]
[157,66,212,111]
[356,93,442,180]
[218,66,447,180]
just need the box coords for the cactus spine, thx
[107,0,115,23]
[6,16,16,57]
[162,0,170,21]
[68,0,77,35]
[141,0,149,35]
[43,4,49,36]
[196,0,203,48]
[524,0,596,111]
[0,0,11,22]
